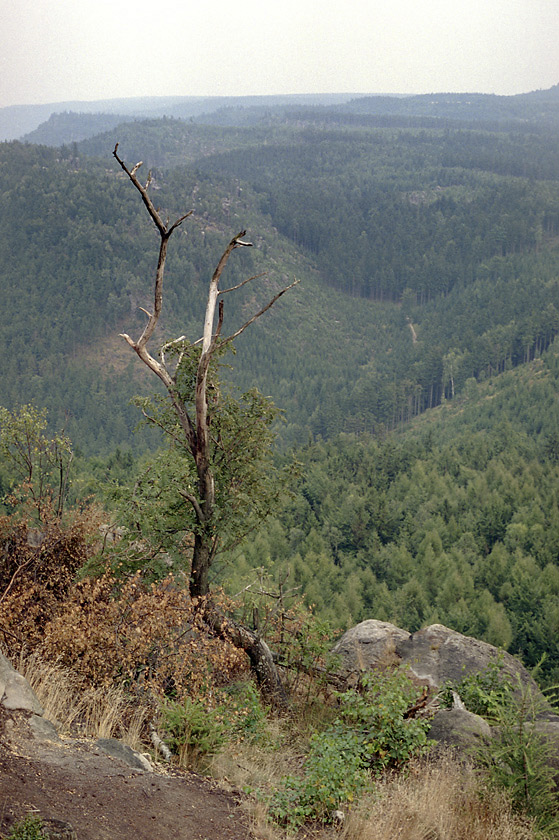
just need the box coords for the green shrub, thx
[159,696,226,771]
[440,655,514,719]
[269,728,369,828]
[475,684,559,835]
[336,667,432,771]
[269,666,432,828]
[217,679,267,743]
[442,659,559,833]
[4,815,46,839]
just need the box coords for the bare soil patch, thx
[0,711,255,840]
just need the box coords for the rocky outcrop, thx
[331,619,409,671]
[0,650,151,770]
[333,620,538,695]
[96,738,153,771]
[332,620,558,757]
[395,624,538,694]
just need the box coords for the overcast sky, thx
[1,0,558,108]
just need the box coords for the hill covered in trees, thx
[1,94,559,675]
[1,94,559,451]
[221,341,559,684]
[3,90,559,837]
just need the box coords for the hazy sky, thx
[1,0,558,108]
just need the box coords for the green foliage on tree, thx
[112,352,293,582]
[0,404,73,521]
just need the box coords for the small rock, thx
[428,708,492,750]
[96,738,152,771]
[41,818,78,839]
[29,715,62,743]
[0,651,43,714]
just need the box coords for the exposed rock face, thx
[96,738,153,771]
[29,714,62,743]
[333,621,539,696]
[332,619,410,672]
[428,708,492,750]
[332,620,552,755]
[395,624,539,694]
[0,650,43,714]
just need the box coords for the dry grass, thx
[340,754,536,840]
[15,656,540,840]
[211,717,303,790]
[19,653,147,749]
[209,718,307,840]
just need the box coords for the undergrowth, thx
[2,815,46,840]
[0,497,552,840]
[268,667,432,829]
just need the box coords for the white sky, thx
[1,0,558,108]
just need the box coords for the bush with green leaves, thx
[159,696,226,771]
[269,666,432,828]
[336,667,432,771]
[217,679,268,742]
[440,655,515,719]
[475,683,559,835]
[3,815,46,839]
[159,680,267,770]
[269,728,369,828]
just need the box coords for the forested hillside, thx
[2,96,559,451]
[221,340,559,684]
[1,94,559,677]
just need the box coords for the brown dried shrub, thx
[39,572,249,700]
[0,507,100,655]
[0,507,249,708]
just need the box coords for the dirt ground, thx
[0,709,256,840]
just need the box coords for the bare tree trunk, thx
[112,145,299,707]
[204,606,290,710]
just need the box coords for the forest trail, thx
[0,709,254,840]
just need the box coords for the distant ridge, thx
[1,93,360,142]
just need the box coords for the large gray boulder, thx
[428,708,492,750]
[0,650,43,714]
[395,624,538,694]
[333,621,538,696]
[332,621,551,757]
[332,619,410,672]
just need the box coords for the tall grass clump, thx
[341,755,536,840]
[19,653,146,747]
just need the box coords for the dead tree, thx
[112,145,297,706]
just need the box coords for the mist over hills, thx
[2,83,559,145]
[0,93,358,142]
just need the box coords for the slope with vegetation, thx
[2,87,559,836]
[2,95,559,449]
